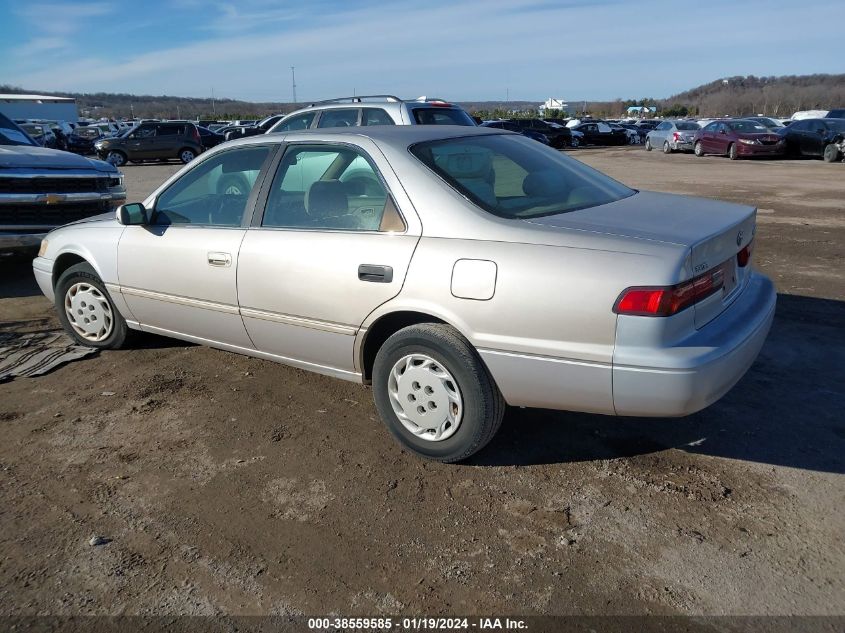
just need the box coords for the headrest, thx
[522,170,569,197]
[433,147,493,179]
[305,180,348,218]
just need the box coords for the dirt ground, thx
[1,147,843,618]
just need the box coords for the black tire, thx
[55,262,130,350]
[179,148,196,164]
[823,143,841,163]
[217,173,251,196]
[645,138,652,151]
[694,141,704,157]
[372,323,505,463]
[105,150,127,167]
[728,143,739,160]
[663,141,673,154]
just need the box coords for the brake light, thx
[673,132,680,141]
[737,240,753,267]
[614,261,729,317]
[192,127,201,144]
[430,102,452,107]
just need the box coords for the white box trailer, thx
[0,94,79,123]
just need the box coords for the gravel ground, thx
[0,147,843,618]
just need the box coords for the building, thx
[0,94,79,122]
[538,98,571,116]
[626,105,657,117]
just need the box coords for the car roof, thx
[225,124,514,152]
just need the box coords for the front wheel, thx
[823,143,841,163]
[106,150,127,167]
[179,148,196,164]
[694,141,705,157]
[728,143,739,160]
[645,138,652,151]
[55,262,130,349]
[372,324,505,463]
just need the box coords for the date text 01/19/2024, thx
[307,617,528,630]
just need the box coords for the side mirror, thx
[116,202,148,225]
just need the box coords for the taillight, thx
[614,261,729,317]
[673,132,680,141]
[193,127,201,144]
[737,240,753,267]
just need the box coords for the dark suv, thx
[94,121,202,166]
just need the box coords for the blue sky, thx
[1,0,843,103]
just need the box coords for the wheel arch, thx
[358,310,461,383]
[52,251,93,290]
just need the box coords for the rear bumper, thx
[612,271,776,416]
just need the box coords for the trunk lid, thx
[525,190,756,328]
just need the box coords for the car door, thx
[117,144,275,348]
[651,121,669,146]
[153,123,183,159]
[125,124,155,159]
[805,121,827,156]
[236,140,421,377]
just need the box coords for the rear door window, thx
[317,109,360,128]
[362,108,395,126]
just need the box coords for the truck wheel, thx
[372,324,505,463]
[55,262,130,350]
[823,143,841,163]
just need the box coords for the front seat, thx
[304,180,358,229]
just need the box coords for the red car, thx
[694,119,785,160]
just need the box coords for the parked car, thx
[777,118,845,161]
[608,123,642,145]
[267,95,476,134]
[569,122,628,146]
[480,120,549,145]
[0,111,126,254]
[225,114,286,141]
[197,126,226,149]
[33,126,774,462]
[500,119,572,148]
[694,119,785,159]
[19,123,59,149]
[67,126,105,155]
[634,120,661,132]
[94,120,203,166]
[645,120,701,153]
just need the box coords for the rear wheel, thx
[55,262,130,350]
[694,141,704,157]
[663,141,673,154]
[823,143,841,163]
[372,324,505,463]
[728,143,739,160]
[179,148,196,164]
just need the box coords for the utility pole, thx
[212,87,216,115]
[291,66,297,105]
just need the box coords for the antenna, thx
[291,66,297,105]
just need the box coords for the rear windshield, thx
[675,121,700,130]
[74,127,100,139]
[411,107,475,126]
[410,134,635,219]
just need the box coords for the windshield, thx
[411,107,476,126]
[728,120,768,133]
[74,127,100,139]
[410,134,635,219]
[21,124,46,137]
[675,121,700,130]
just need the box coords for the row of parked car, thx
[644,112,845,162]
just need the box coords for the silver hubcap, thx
[64,282,113,342]
[387,353,463,442]
[107,151,124,166]
[181,151,194,162]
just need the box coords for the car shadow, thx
[0,254,42,298]
[471,293,845,474]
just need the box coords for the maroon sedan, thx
[694,119,785,160]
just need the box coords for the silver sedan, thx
[33,126,776,462]
[646,120,701,153]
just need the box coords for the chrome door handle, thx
[208,252,231,267]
